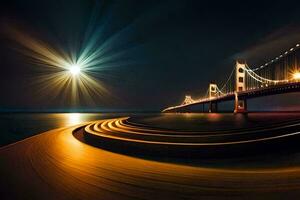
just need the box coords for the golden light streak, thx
[293,71,300,80]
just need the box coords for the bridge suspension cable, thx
[216,85,225,95]
[245,64,289,84]
[251,43,300,71]
[218,68,235,93]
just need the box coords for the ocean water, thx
[0,113,125,146]
[1,112,300,147]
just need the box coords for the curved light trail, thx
[2,117,300,199]
[83,117,300,146]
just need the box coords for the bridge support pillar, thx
[234,61,247,113]
[234,92,247,113]
[209,102,218,113]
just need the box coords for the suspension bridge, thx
[162,43,300,113]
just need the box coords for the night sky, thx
[1,0,300,111]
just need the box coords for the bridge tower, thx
[209,83,218,112]
[234,61,247,113]
[209,83,217,99]
[183,95,194,105]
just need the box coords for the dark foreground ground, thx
[1,113,300,199]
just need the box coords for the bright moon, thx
[69,64,81,75]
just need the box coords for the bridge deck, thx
[163,82,300,112]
